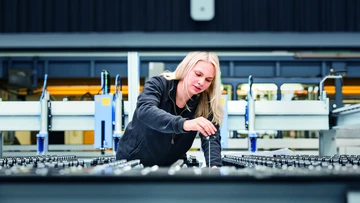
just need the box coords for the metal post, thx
[113,91,123,154]
[127,52,140,122]
[319,75,342,101]
[0,58,3,79]
[247,94,257,152]
[276,83,283,138]
[220,95,228,148]
[37,91,49,155]
[232,84,237,101]
[148,62,164,78]
[0,96,2,158]
[246,76,257,152]
[335,78,343,108]
[319,130,337,156]
[276,83,282,101]
[114,93,123,136]
[32,57,38,88]
[0,131,3,158]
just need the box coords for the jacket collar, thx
[168,79,199,110]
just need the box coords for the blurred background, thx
[0,0,359,155]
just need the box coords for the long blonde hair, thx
[161,52,223,125]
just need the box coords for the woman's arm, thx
[135,76,187,134]
[200,124,222,167]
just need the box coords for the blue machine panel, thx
[281,62,322,77]
[48,62,89,78]
[219,62,230,76]
[347,62,360,77]
[6,61,32,69]
[234,62,275,77]
[164,63,180,72]
[95,62,128,78]
[0,59,3,78]
[94,94,114,149]
[1,56,360,84]
[95,62,149,78]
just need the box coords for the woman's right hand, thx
[183,117,217,137]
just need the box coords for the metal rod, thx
[40,92,49,134]
[248,97,255,132]
[247,75,257,152]
[319,75,342,100]
[127,52,140,122]
[101,120,105,155]
[37,91,49,155]
[0,132,3,158]
[114,93,123,134]
[113,91,123,154]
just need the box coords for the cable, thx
[38,74,48,122]
[96,87,104,95]
[115,74,119,95]
[40,74,48,100]
[115,74,122,99]
[80,92,94,101]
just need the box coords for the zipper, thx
[168,91,187,145]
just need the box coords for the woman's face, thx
[185,61,215,97]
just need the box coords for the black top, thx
[116,76,222,167]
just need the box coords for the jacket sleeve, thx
[135,76,187,134]
[200,124,223,167]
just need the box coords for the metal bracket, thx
[47,100,52,131]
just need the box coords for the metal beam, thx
[0,101,40,131]
[332,103,360,128]
[227,100,329,131]
[0,99,329,131]
[0,33,360,49]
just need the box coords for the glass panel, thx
[281,83,319,101]
[236,83,278,101]
[221,83,232,100]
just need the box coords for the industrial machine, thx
[0,52,360,203]
[1,153,360,203]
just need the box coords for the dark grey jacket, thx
[116,76,222,167]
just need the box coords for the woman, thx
[116,52,224,167]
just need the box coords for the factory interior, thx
[1,0,360,202]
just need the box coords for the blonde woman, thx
[116,52,224,167]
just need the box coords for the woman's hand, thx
[183,117,217,136]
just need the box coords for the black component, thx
[79,160,85,167]
[185,155,200,167]
[47,100,52,131]
[7,69,33,89]
[101,70,110,95]
[57,162,64,168]
[122,100,125,131]
[101,120,105,155]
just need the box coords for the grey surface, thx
[319,130,337,156]
[0,182,349,203]
[0,32,359,49]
